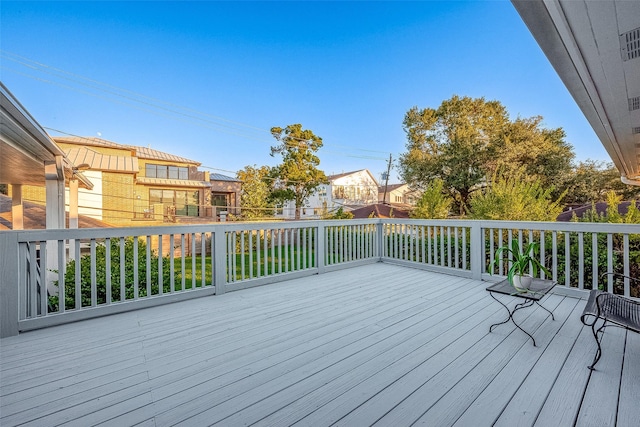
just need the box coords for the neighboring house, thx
[557,201,640,222]
[210,173,242,217]
[378,183,421,206]
[350,203,410,219]
[276,169,379,219]
[11,136,217,226]
[329,170,379,207]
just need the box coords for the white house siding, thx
[276,170,379,220]
[64,170,103,220]
[331,170,378,206]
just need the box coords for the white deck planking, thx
[1,263,637,426]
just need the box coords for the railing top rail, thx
[8,218,640,243]
[382,219,478,227]
[475,220,640,233]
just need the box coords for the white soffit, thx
[512,0,640,184]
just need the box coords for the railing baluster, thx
[540,231,546,280]
[28,242,37,317]
[39,241,47,316]
[454,227,459,269]
[440,226,445,267]
[170,234,175,293]
[498,229,503,274]
[249,231,254,279]
[577,232,584,289]
[75,239,81,310]
[591,232,598,290]
[624,234,630,296]
[256,230,261,277]
[552,231,558,282]
[201,232,206,288]
[564,232,570,287]
[241,230,246,281]
[278,229,283,273]
[133,237,139,299]
[89,239,97,306]
[57,239,65,314]
[447,227,452,268]
[105,238,111,304]
[304,227,308,269]
[462,227,467,270]
[607,233,613,293]
[158,235,163,296]
[120,236,125,301]
[146,235,152,297]
[191,233,196,289]
[297,227,301,269]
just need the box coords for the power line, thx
[2,50,393,157]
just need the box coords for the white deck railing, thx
[1,219,639,337]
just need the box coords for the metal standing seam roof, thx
[64,147,138,173]
[210,173,240,182]
[53,136,200,166]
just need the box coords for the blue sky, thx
[1,1,610,183]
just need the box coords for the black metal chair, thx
[580,273,640,370]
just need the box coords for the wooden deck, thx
[1,263,639,426]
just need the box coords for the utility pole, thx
[382,154,392,204]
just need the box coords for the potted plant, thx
[490,239,551,292]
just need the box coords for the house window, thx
[211,194,228,208]
[145,164,189,180]
[149,189,200,217]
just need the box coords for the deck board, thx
[1,263,638,426]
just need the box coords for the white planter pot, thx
[512,274,533,291]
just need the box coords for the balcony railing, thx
[1,219,639,337]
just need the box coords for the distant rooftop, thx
[327,169,379,185]
[54,136,200,165]
[210,173,239,182]
[350,203,410,219]
[557,201,640,222]
[378,183,407,192]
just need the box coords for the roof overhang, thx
[0,83,92,189]
[512,0,640,185]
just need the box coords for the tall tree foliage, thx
[269,124,328,220]
[468,170,565,221]
[399,95,573,214]
[237,165,273,219]
[410,178,452,219]
[561,161,640,205]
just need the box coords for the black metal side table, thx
[486,278,557,346]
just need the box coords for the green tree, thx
[410,179,452,219]
[399,95,575,215]
[399,96,509,215]
[237,165,273,219]
[468,170,565,221]
[561,160,640,204]
[490,116,574,200]
[269,124,328,220]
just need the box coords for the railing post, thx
[377,220,384,261]
[470,221,483,281]
[213,228,227,295]
[316,223,325,274]
[1,232,20,337]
